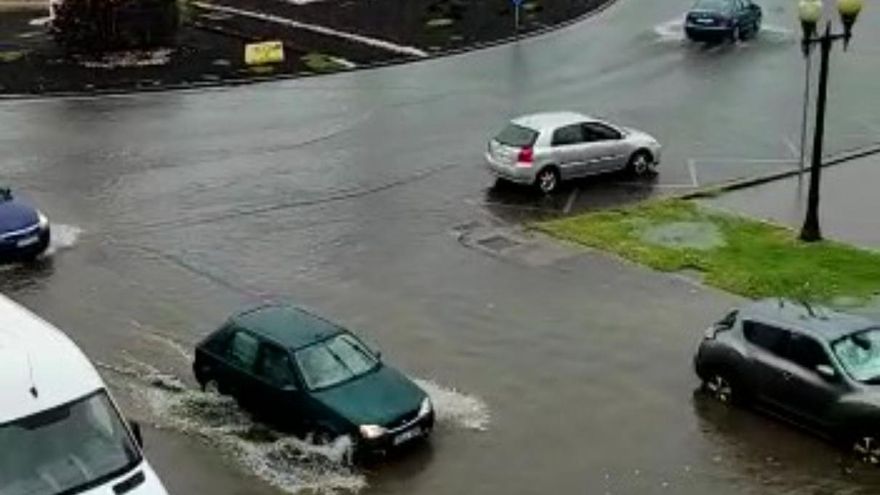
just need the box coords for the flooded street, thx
[2,0,880,492]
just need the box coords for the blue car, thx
[685,0,762,42]
[0,186,51,261]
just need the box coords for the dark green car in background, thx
[192,303,434,454]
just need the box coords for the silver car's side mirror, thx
[816,364,837,380]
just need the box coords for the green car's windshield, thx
[832,328,880,383]
[0,390,141,495]
[295,334,379,390]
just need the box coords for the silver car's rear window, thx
[495,124,538,147]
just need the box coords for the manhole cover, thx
[477,235,519,252]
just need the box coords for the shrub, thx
[51,0,180,52]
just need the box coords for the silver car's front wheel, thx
[535,168,560,194]
[628,152,655,177]
[853,435,880,465]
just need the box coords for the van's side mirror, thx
[816,364,837,381]
[129,420,144,448]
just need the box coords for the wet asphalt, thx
[2,0,880,492]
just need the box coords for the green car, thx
[192,303,434,453]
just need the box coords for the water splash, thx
[139,386,365,494]
[99,355,490,493]
[45,224,83,256]
[414,379,491,431]
[654,18,795,45]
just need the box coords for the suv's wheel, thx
[852,434,880,465]
[535,167,560,195]
[704,371,738,405]
[627,151,655,177]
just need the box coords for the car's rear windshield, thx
[832,328,880,383]
[495,124,539,147]
[0,390,141,495]
[694,0,731,11]
[295,333,379,390]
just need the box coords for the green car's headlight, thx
[37,211,49,229]
[418,397,433,417]
[359,424,386,439]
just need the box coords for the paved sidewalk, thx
[705,152,880,250]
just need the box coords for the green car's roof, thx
[231,303,344,350]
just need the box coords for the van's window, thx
[0,390,140,495]
[495,124,538,147]
[295,334,379,390]
[228,331,260,372]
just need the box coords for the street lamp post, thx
[797,0,863,242]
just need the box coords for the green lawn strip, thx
[301,52,346,73]
[536,199,880,303]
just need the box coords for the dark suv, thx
[193,303,434,454]
[694,299,880,464]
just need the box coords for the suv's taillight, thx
[517,147,534,167]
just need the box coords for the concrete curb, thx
[680,144,880,200]
[0,0,619,101]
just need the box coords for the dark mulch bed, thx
[222,0,610,51]
[0,0,611,95]
[0,11,313,94]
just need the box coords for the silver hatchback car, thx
[485,112,662,193]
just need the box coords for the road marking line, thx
[782,137,799,159]
[192,2,429,58]
[689,157,795,164]
[563,187,579,214]
[688,159,699,187]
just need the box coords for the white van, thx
[0,295,169,495]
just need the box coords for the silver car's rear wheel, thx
[853,435,880,465]
[705,373,734,404]
[535,168,560,194]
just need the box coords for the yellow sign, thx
[245,41,285,66]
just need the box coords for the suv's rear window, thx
[694,0,731,11]
[495,124,538,147]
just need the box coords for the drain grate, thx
[476,235,519,252]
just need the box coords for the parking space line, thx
[563,188,579,215]
[687,159,699,187]
[782,137,799,159]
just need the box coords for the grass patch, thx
[301,52,347,73]
[537,199,880,303]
